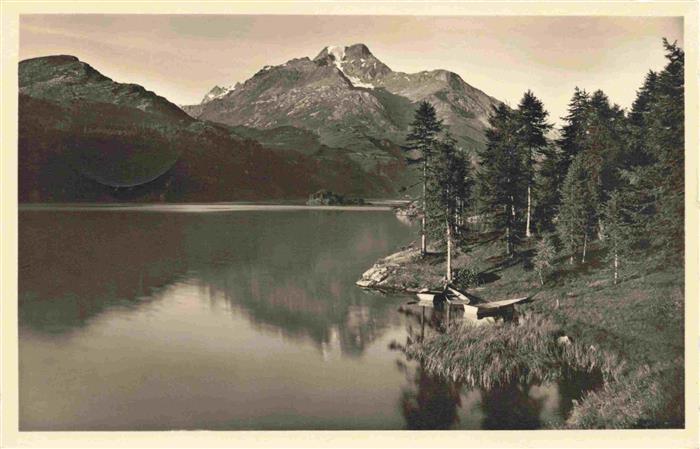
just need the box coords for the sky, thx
[19,14,683,126]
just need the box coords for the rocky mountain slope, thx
[183,44,502,158]
[18,55,405,202]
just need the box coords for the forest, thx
[406,38,684,288]
[395,39,685,429]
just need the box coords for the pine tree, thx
[533,233,557,286]
[477,104,525,257]
[601,191,635,284]
[622,39,684,262]
[405,101,443,256]
[577,92,629,241]
[514,90,553,238]
[557,87,591,175]
[539,87,592,225]
[534,141,562,233]
[646,39,685,257]
[557,154,595,264]
[426,135,470,282]
[628,71,659,167]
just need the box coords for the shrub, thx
[452,266,481,289]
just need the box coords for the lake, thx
[19,205,589,430]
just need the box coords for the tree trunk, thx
[538,269,544,286]
[526,184,532,238]
[581,233,587,264]
[614,251,619,285]
[446,215,452,282]
[421,160,427,256]
[509,196,516,257]
[506,222,512,256]
[569,236,574,265]
[506,226,510,256]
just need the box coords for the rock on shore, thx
[356,245,442,291]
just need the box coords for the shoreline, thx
[18,203,398,212]
[356,244,446,293]
[356,234,684,429]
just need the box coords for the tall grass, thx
[406,313,623,391]
[402,312,686,428]
[564,359,684,429]
[376,220,683,428]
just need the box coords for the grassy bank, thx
[366,232,684,428]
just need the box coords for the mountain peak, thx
[345,43,373,58]
[314,43,373,62]
[201,84,237,103]
[19,54,110,88]
[312,43,391,86]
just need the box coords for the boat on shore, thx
[409,284,532,323]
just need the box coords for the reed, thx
[406,313,623,391]
[401,312,684,428]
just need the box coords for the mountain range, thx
[19,44,502,202]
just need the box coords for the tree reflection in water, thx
[393,305,465,430]
[392,303,596,430]
[400,364,463,430]
[479,380,544,429]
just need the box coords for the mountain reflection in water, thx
[19,207,599,430]
[19,209,407,355]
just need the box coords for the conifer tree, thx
[557,87,591,175]
[601,191,635,284]
[426,135,470,282]
[628,70,658,167]
[538,88,592,222]
[621,39,684,261]
[645,39,685,257]
[533,233,557,286]
[557,154,595,264]
[534,141,562,233]
[405,101,443,256]
[514,90,553,238]
[477,104,524,257]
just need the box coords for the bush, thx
[452,266,481,290]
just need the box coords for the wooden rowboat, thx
[415,286,471,304]
[407,285,532,323]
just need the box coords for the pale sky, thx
[20,15,683,126]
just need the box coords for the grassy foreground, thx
[378,233,685,429]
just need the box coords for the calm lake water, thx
[19,205,589,430]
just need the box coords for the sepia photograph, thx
[1,1,698,448]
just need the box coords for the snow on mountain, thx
[201,84,237,103]
[184,43,502,155]
[323,45,376,89]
